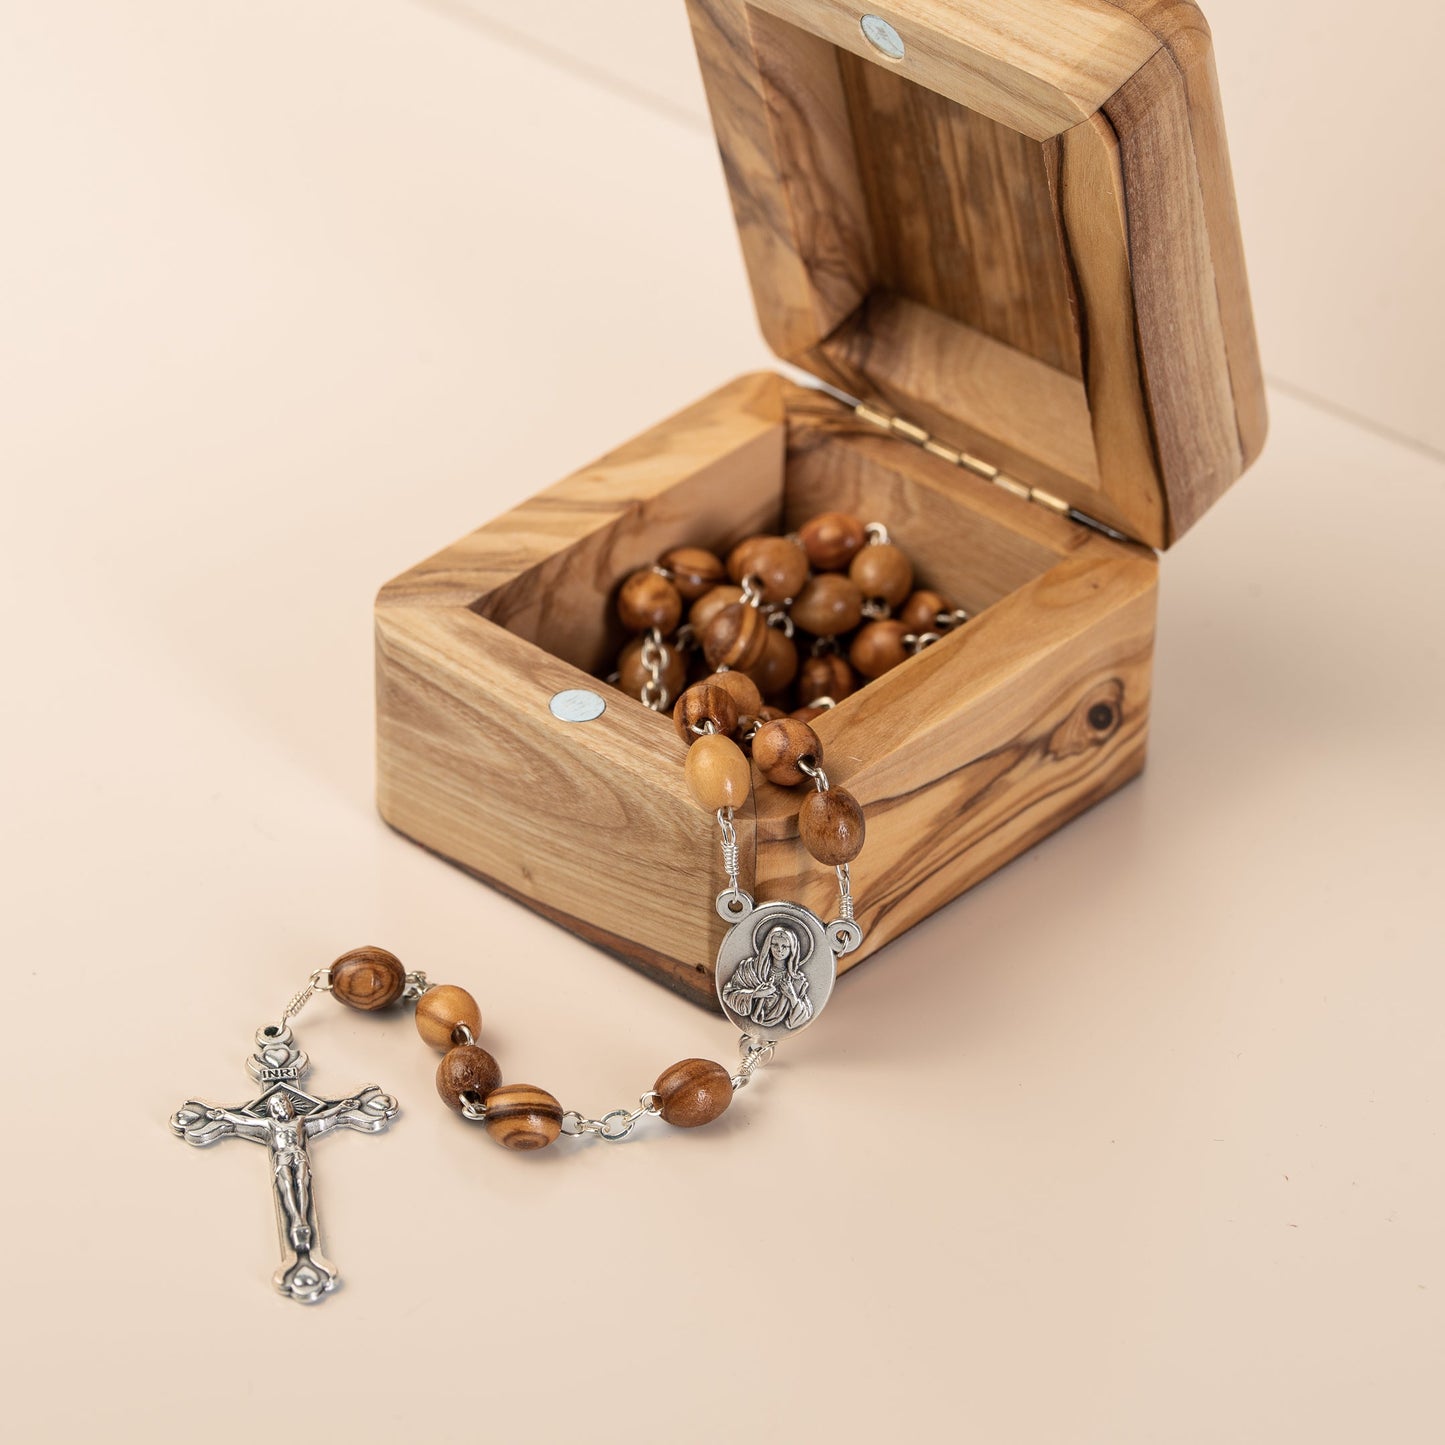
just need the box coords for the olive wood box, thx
[375,0,1265,1009]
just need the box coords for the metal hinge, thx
[848,399,1131,543]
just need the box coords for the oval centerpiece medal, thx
[714,899,837,1041]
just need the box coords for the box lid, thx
[686,0,1267,548]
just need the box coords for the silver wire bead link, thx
[459,1092,488,1122]
[715,806,754,920]
[796,756,831,793]
[902,630,943,655]
[280,967,332,1026]
[863,521,891,546]
[730,1034,776,1090]
[860,598,892,620]
[401,970,433,1002]
[559,1091,662,1142]
[639,627,669,711]
[764,605,795,637]
[740,575,765,608]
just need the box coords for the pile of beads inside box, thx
[609,511,967,725]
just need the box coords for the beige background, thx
[2,3,1443,1442]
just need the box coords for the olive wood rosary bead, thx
[617,568,683,634]
[482,1084,565,1151]
[658,545,725,601]
[798,786,866,865]
[330,945,407,1011]
[752,716,824,787]
[415,984,482,1050]
[436,1044,502,1114]
[653,1058,733,1128]
[798,511,866,570]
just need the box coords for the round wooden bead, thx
[798,653,856,705]
[329,946,406,1012]
[849,620,911,679]
[849,542,914,607]
[658,546,725,601]
[710,668,763,719]
[684,732,752,811]
[689,583,744,633]
[702,601,768,672]
[483,1084,563,1151]
[744,626,798,696]
[899,588,950,634]
[617,635,687,704]
[727,535,809,604]
[415,984,483,1050]
[755,704,789,723]
[673,681,739,742]
[798,786,866,864]
[617,569,683,633]
[799,511,866,571]
[752,717,823,786]
[792,704,830,723]
[435,1044,503,1114]
[653,1058,733,1128]
[790,573,864,637]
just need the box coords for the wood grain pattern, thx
[685,0,1266,547]
[745,0,1163,139]
[837,51,1082,376]
[376,374,1159,1008]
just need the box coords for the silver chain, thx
[639,627,668,711]
[560,1091,662,1142]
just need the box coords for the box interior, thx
[472,388,1071,713]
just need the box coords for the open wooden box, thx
[375,0,1265,1008]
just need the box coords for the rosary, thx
[172,512,967,1302]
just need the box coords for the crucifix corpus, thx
[171,1021,398,1303]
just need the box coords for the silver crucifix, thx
[170,1021,398,1304]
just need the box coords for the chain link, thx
[639,627,668,711]
[560,1091,662,1142]
[402,970,433,1002]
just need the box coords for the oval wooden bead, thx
[744,626,798,696]
[849,619,910,679]
[798,511,866,571]
[436,1044,502,1114]
[329,946,406,1012]
[710,668,763,719]
[617,635,687,705]
[415,984,483,1050]
[673,681,739,742]
[483,1084,563,1151]
[702,601,768,672]
[689,583,744,633]
[654,1058,733,1128]
[727,535,809,604]
[798,786,866,865]
[684,733,752,811]
[798,653,856,705]
[658,546,725,601]
[617,569,683,633]
[849,542,914,607]
[752,717,823,787]
[790,573,864,637]
[899,588,950,635]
